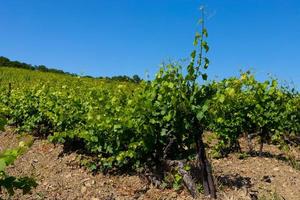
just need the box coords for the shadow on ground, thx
[217,173,252,189]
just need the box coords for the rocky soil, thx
[0,129,299,200]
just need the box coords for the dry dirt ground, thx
[0,129,299,200]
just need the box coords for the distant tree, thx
[36,65,48,72]
[111,75,131,82]
[132,74,141,83]
[0,56,10,66]
[82,75,93,78]
[48,68,65,74]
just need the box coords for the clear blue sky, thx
[1,0,299,88]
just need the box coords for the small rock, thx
[81,178,90,183]
[99,181,105,187]
[262,175,272,183]
[91,198,99,200]
[171,192,177,198]
[85,180,95,187]
[33,159,38,163]
[85,182,91,187]
[69,155,76,161]
[273,167,279,171]
[81,186,87,194]
[65,173,72,178]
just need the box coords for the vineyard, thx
[0,17,300,200]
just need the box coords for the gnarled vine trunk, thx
[195,130,216,199]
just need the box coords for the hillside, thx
[0,61,299,200]
[0,56,142,83]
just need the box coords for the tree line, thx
[0,56,141,83]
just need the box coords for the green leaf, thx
[0,115,7,131]
[0,159,6,171]
[202,28,208,37]
[193,32,201,46]
[190,50,196,59]
[197,112,204,121]
[219,94,225,103]
[201,41,209,52]
[202,73,208,80]
[202,104,209,112]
